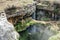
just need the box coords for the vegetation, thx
[14,18,36,32]
[14,17,49,32]
[19,30,29,40]
[48,32,60,40]
[41,17,51,21]
[5,0,60,40]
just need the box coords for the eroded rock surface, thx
[0,0,36,18]
[0,12,19,40]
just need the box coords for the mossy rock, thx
[14,17,47,32]
[14,18,36,32]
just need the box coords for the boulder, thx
[0,0,36,18]
[0,12,19,40]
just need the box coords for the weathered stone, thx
[0,12,19,40]
[0,0,36,18]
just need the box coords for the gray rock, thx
[0,12,19,40]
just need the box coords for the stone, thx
[0,0,36,18]
[0,12,19,40]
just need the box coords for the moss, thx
[19,30,29,40]
[41,17,51,21]
[14,17,48,32]
[14,18,36,32]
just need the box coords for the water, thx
[26,24,55,40]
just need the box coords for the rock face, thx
[5,3,36,18]
[0,12,19,40]
[0,0,36,18]
[3,0,36,18]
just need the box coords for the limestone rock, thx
[6,3,36,18]
[0,0,36,18]
[0,12,19,40]
[0,0,34,11]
